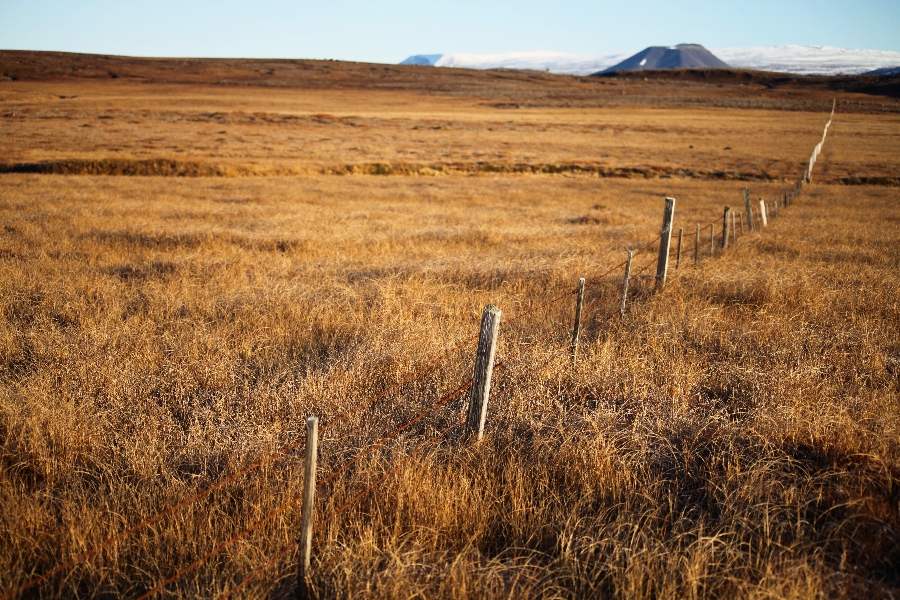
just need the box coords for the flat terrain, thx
[1,52,898,598]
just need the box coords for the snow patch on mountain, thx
[400,46,900,76]
[401,50,629,75]
[714,45,900,75]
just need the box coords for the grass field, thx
[1,54,899,599]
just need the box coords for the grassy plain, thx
[1,54,899,598]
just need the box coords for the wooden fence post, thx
[774,199,779,218]
[759,199,768,227]
[297,416,319,600]
[571,278,585,362]
[722,206,731,250]
[731,210,736,244]
[743,187,754,231]
[738,212,744,236]
[709,223,715,255]
[676,227,683,269]
[694,223,700,266]
[466,305,501,441]
[620,250,632,316]
[655,197,676,290]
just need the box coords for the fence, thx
[3,104,837,600]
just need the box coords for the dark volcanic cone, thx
[598,44,729,73]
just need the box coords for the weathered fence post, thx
[738,212,744,236]
[655,197,676,291]
[743,187,754,231]
[694,223,700,266]
[759,199,768,227]
[466,305,501,441]
[676,227,683,269]
[731,210,736,244]
[722,206,731,250]
[774,199,779,218]
[297,416,319,600]
[571,278,585,362]
[620,250,632,316]
[709,223,715,255]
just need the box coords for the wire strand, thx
[315,380,472,490]
[314,417,465,534]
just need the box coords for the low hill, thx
[593,67,900,99]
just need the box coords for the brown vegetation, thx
[1,53,898,598]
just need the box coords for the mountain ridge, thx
[401,45,900,76]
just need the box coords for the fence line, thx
[5,101,836,600]
[807,99,836,183]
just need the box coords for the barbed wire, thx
[133,376,472,598]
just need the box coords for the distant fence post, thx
[722,206,731,250]
[297,416,319,600]
[774,199,779,218]
[620,250,632,316]
[676,227,683,269]
[466,305,501,441]
[571,278,585,362]
[655,197,676,290]
[743,188,754,231]
[738,212,743,236]
[694,223,700,266]
[731,210,736,244]
[709,223,715,255]
[759,199,768,227]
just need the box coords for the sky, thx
[1,0,898,63]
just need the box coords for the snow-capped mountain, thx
[714,45,900,75]
[400,46,900,76]
[400,50,629,75]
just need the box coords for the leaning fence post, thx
[709,223,715,255]
[694,223,700,265]
[743,188,754,231]
[466,305,501,441]
[655,197,676,290]
[722,207,731,250]
[620,250,632,316]
[297,416,319,600]
[676,227,683,269]
[759,199,768,227]
[571,278,585,362]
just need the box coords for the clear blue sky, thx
[2,0,897,62]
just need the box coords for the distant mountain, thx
[399,45,900,76]
[599,44,728,73]
[399,50,629,75]
[713,45,900,75]
[400,54,443,66]
[862,66,900,75]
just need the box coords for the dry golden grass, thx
[2,80,898,180]
[1,64,899,599]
